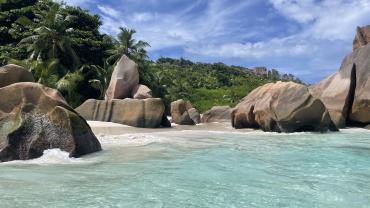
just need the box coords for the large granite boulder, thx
[232,81,337,133]
[309,65,354,128]
[0,83,101,162]
[76,99,166,128]
[105,55,139,100]
[0,64,34,88]
[353,26,370,50]
[310,40,370,128]
[170,99,200,125]
[131,84,152,99]
[201,106,232,123]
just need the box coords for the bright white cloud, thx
[268,0,317,23]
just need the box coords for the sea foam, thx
[2,149,89,165]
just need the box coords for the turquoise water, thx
[0,128,370,207]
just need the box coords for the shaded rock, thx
[232,81,337,133]
[170,99,196,125]
[353,26,370,50]
[366,125,370,130]
[0,82,101,162]
[0,64,34,88]
[188,108,201,124]
[160,114,172,128]
[105,55,139,100]
[201,106,232,123]
[76,99,165,128]
[131,84,152,99]
[309,64,355,128]
[310,43,370,127]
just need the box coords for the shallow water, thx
[0,127,370,208]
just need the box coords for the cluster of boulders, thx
[105,55,152,100]
[231,25,370,132]
[169,99,232,125]
[75,55,169,128]
[170,99,200,125]
[1,25,370,163]
[0,65,101,162]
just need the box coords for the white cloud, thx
[269,0,317,23]
[186,37,313,59]
[269,0,370,41]
[97,5,121,19]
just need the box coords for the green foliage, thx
[57,70,83,107]
[18,4,80,72]
[138,58,270,113]
[106,27,150,65]
[0,0,114,105]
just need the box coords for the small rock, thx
[131,84,153,99]
[201,106,232,123]
[170,99,198,125]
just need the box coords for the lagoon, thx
[0,126,369,208]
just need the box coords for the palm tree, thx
[57,69,83,107]
[106,27,150,65]
[18,4,79,76]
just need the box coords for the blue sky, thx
[60,0,370,83]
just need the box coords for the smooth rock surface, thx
[232,81,336,133]
[170,99,196,125]
[76,99,166,128]
[0,82,101,162]
[131,84,152,99]
[0,64,34,88]
[310,43,370,127]
[105,55,139,100]
[201,106,232,123]
[309,64,354,128]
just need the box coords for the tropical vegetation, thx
[0,0,302,112]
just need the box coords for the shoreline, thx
[87,121,255,135]
[87,121,370,136]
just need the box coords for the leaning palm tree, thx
[18,4,79,77]
[106,27,150,65]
